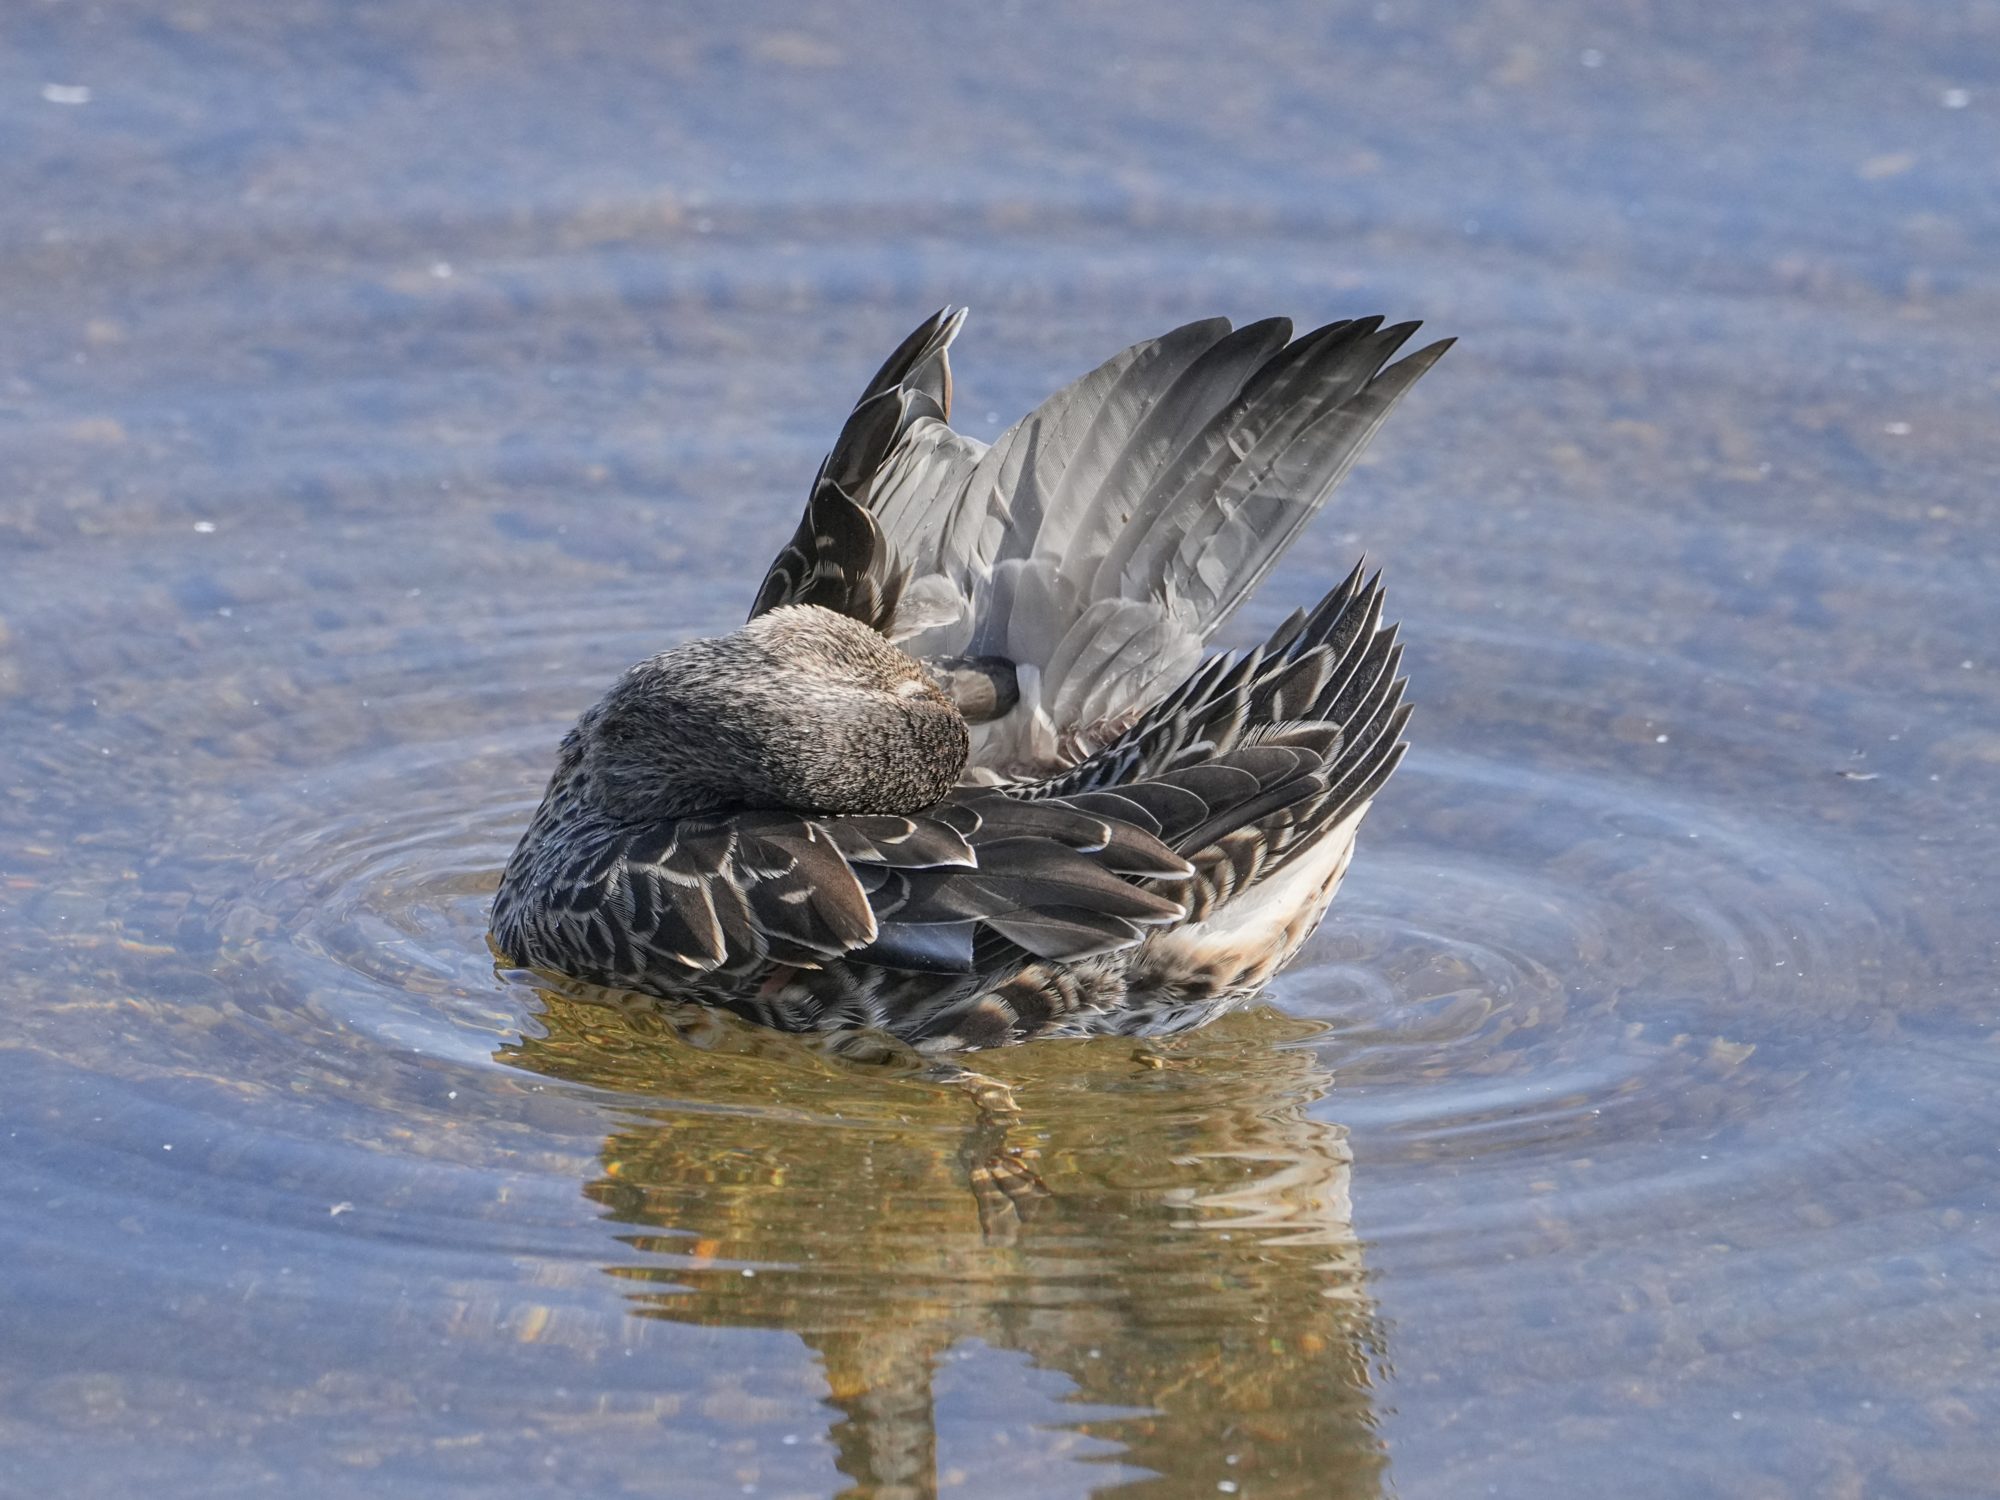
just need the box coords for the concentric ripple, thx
[8,481,1918,1303]
[3,1,1996,1491]
[6,419,1992,1500]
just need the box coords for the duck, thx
[491,309,1451,1050]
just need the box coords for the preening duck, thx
[491,310,1451,1049]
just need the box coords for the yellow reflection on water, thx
[502,991,1388,1498]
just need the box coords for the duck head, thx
[571,604,969,821]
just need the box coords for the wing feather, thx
[746,311,1445,787]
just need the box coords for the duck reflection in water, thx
[501,987,1389,1500]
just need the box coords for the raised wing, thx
[750,309,1446,784]
[748,309,978,635]
[930,315,1442,780]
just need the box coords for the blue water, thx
[2,4,1996,1496]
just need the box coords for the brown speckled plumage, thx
[491,309,1448,1049]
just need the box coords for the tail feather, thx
[1024,569,1411,922]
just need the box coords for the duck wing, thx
[747,308,978,636]
[532,794,1189,989]
[535,724,1391,996]
[749,309,1446,781]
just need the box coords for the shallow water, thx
[3,3,1998,1496]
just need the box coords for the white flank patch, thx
[1149,803,1372,976]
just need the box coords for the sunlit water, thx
[3,4,1997,1497]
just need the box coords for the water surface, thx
[3,3,1997,1497]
